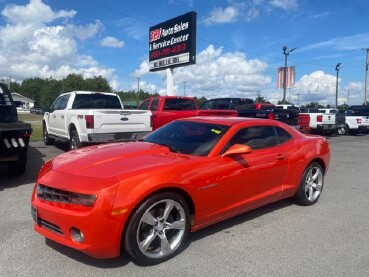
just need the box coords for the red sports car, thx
[31,117,330,265]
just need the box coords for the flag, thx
[277,66,295,89]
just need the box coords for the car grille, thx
[36,184,78,204]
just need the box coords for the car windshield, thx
[143,121,229,156]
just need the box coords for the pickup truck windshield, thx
[72,94,122,109]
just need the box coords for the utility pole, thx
[182,81,187,96]
[362,48,369,105]
[347,90,350,107]
[282,46,297,104]
[296,93,300,106]
[335,63,342,108]
[136,77,140,93]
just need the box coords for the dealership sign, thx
[149,12,196,72]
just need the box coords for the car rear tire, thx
[294,162,324,206]
[124,192,190,265]
[69,130,82,150]
[43,123,55,145]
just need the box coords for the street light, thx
[335,63,342,108]
[362,48,369,105]
[282,46,297,104]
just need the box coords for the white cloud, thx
[101,36,125,48]
[270,0,298,11]
[0,0,120,89]
[67,20,103,41]
[134,45,271,99]
[203,0,298,25]
[1,0,76,24]
[204,6,240,25]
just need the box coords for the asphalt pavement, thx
[1,136,369,277]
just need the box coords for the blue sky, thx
[1,0,369,106]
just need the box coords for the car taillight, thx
[85,115,94,129]
[268,113,275,120]
[23,132,31,138]
[317,115,323,122]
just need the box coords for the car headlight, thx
[70,193,97,207]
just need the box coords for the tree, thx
[61,74,86,92]
[85,76,111,92]
[255,95,268,103]
[277,100,291,104]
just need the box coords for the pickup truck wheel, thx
[337,126,347,135]
[124,192,190,265]
[69,130,82,150]
[294,162,324,206]
[43,123,55,145]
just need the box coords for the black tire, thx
[43,123,55,145]
[124,192,190,266]
[69,130,82,150]
[294,162,324,206]
[337,126,347,135]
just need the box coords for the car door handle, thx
[61,115,64,119]
[276,154,286,160]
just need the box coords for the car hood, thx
[50,141,193,179]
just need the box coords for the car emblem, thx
[121,117,129,121]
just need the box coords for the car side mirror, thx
[221,144,252,157]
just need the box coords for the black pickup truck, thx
[199,98,299,127]
[0,83,32,175]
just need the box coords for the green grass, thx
[18,113,43,141]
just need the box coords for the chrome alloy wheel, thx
[136,199,186,259]
[304,166,323,202]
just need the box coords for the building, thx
[11,92,34,110]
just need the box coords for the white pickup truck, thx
[298,108,337,135]
[344,105,369,135]
[43,91,152,149]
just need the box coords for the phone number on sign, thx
[150,43,187,59]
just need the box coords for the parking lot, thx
[1,135,369,277]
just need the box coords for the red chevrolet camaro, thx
[31,117,330,265]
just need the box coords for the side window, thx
[228,126,278,150]
[138,99,150,110]
[150,98,159,111]
[199,100,214,110]
[275,127,292,144]
[59,94,70,110]
[50,96,63,112]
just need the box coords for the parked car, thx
[43,91,152,150]
[298,108,337,135]
[199,98,299,127]
[138,96,236,130]
[30,106,48,115]
[344,105,369,135]
[319,108,346,135]
[31,116,330,265]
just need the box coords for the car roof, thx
[179,116,281,127]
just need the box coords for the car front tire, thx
[124,192,190,265]
[294,162,324,206]
[43,123,55,145]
